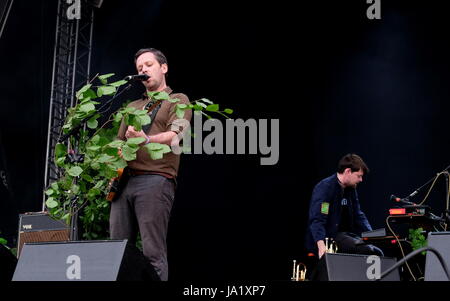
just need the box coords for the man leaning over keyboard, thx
[305,154,384,259]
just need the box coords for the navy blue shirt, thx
[304,174,372,254]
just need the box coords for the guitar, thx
[105,99,163,201]
[106,166,126,201]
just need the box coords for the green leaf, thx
[143,143,171,160]
[106,139,125,149]
[71,184,80,194]
[56,157,66,167]
[76,84,92,99]
[81,174,94,183]
[98,73,115,84]
[145,143,163,151]
[86,145,101,152]
[46,197,58,209]
[139,114,151,125]
[135,109,149,116]
[109,80,128,87]
[62,213,70,222]
[223,108,233,114]
[83,88,98,100]
[160,144,171,153]
[200,98,213,104]
[0,238,7,245]
[80,103,96,113]
[55,143,67,159]
[97,154,115,163]
[124,107,136,113]
[110,158,128,170]
[148,91,170,101]
[45,188,54,196]
[90,134,100,144]
[97,85,116,97]
[128,115,142,131]
[114,112,123,123]
[176,106,185,119]
[98,73,115,80]
[193,104,206,111]
[90,160,100,170]
[99,164,118,179]
[51,182,59,191]
[122,145,137,161]
[126,137,146,146]
[67,166,83,177]
[167,97,180,103]
[206,104,219,112]
[87,117,98,129]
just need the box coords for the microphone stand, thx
[399,164,450,231]
[400,164,450,203]
[444,171,450,230]
[58,82,133,241]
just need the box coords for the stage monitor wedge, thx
[425,231,450,281]
[12,240,160,281]
[313,253,400,281]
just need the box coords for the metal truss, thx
[43,0,95,209]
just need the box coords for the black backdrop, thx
[0,0,449,281]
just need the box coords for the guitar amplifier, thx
[17,212,69,258]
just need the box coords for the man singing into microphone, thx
[109,48,192,281]
[305,154,383,260]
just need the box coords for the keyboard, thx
[361,228,386,238]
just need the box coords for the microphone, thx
[390,194,416,206]
[124,74,150,81]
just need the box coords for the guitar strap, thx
[142,98,163,134]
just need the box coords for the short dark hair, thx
[134,48,168,66]
[337,153,369,174]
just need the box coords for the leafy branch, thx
[45,73,233,240]
[408,227,427,255]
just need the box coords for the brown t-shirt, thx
[117,87,192,178]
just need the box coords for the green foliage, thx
[0,236,16,257]
[46,73,233,240]
[408,227,427,255]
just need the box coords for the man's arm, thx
[308,183,332,258]
[353,190,372,233]
[124,126,177,145]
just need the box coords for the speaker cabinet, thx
[17,212,69,257]
[313,253,400,281]
[425,232,450,281]
[12,239,159,281]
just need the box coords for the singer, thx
[109,48,192,281]
[305,154,384,260]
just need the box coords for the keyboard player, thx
[305,154,384,258]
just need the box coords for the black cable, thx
[378,246,450,281]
